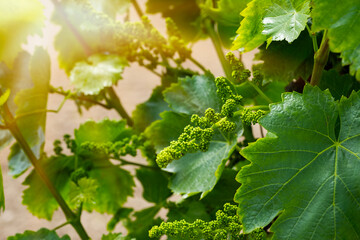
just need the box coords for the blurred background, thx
[0,0,255,238]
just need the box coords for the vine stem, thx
[310,30,330,86]
[204,19,232,80]
[306,24,318,52]
[1,100,90,240]
[189,56,207,73]
[105,87,134,126]
[130,0,144,18]
[248,82,272,104]
[50,86,111,110]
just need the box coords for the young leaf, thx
[232,0,310,51]
[69,177,98,209]
[136,168,171,204]
[312,0,360,80]
[70,54,128,95]
[0,0,44,67]
[236,85,360,238]
[7,228,70,240]
[52,0,115,73]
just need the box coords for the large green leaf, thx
[165,122,242,197]
[136,168,171,204]
[22,156,73,220]
[319,69,360,100]
[124,206,162,239]
[3,48,50,176]
[235,85,360,239]
[0,0,44,67]
[232,0,310,51]
[145,111,191,153]
[164,74,221,115]
[312,0,360,80]
[132,86,171,132]
[254,31,314,82]
[7,228,70,240]
[69,54,128,95]
[52,0,115,73]
[87,160,135,214]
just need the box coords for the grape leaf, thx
[145,111,191,153]
[165,122,242,197]
[4,48,50,176]
[87,160,135,214]
[69,177,98,209]
[0,164,4,212]
[202,0,250,27]
[88,0,130,19]
[235,85,360,238]
[153,74,243,196]
[52,0,115,73]
[132,86,171,132]
[232,0,310,52]
[164,74,221,115]
[145,0,202,41]
[167,199,211,222]
[75,119,133,146]
[261,0,310,44]
[312,0,360,80]
[22,156,73,220]
[319,69,360,100]
[7,228,70,240]
[69,54,128,95]
[0,0,44,67]
[254,31,314,82]
[102,233,131,240]
[123,206,162,239]
[107,207,133,231]
[136,168,171,204]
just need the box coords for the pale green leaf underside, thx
[262,0,309,43]
[232,0,310,51]
[236,85,360,239]
[312,0,360,80]
[0,0,44,67]
[70,54,127,95]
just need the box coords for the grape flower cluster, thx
[149,203,266,240]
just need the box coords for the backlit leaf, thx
[0,0,44,67]
[70,54,128,95]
